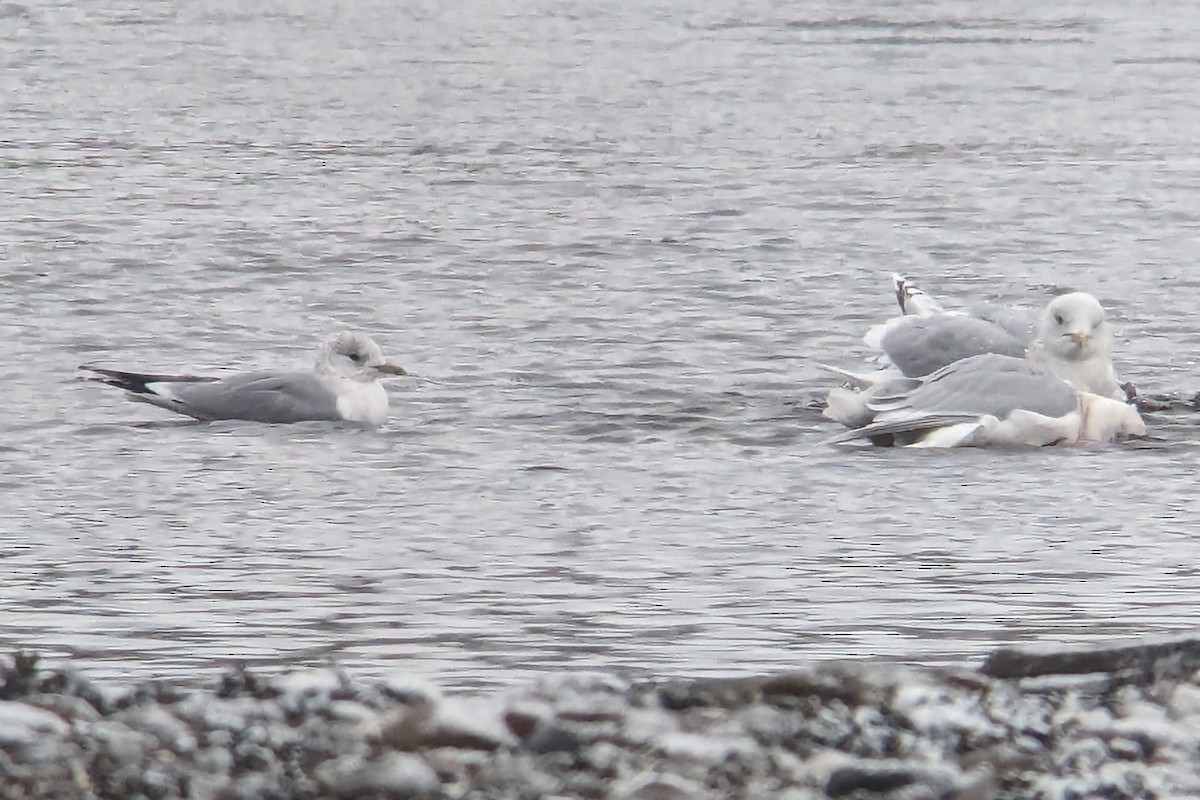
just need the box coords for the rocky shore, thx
[2,637,1199,799]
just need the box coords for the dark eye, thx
[1053,314,1064,325]
[348,352,363,363]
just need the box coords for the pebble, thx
[316,752,438,797]
[0,701,68,761]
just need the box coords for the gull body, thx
[856,277,1128,398]
[824,353,1144,448]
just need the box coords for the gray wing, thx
[824,412,984,445]
[880,315,1027,377]
[967,304,1038,344]
[161,371,342,422]
[827,355,1079,445]
[900,354,1078,419]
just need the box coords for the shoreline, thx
[2,637,1198,799]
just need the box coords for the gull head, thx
[316,332,407,382]
[1035,292,1113,362]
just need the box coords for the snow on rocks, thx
[0,637,1198,799]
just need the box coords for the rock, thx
[823,758,957,799]
[215,663,277,700]
[503,701,548,740]
[653,730,752,765]
[0,700,70,761]
[2,637,1200,799]
[980,636,1200,681]
[273,668,351,710]
[524,721,585,754]
[1168,683,1200,718]
[377,697,513,751]
[657,677,759,711]
[27,693,101,724]
[610,771,714,800]
[1108,736,1149,760]
[375,673,441,706]
[317,752,438,798]
[113,705,197,755]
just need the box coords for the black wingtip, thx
[79,366,218,395]
[79,366,156,395]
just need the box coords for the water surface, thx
[4,0,1200,689]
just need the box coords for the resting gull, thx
[840,278,1129,401]
[1027,292,1124,401]
[824,353,1144,448]
[82,331,407,426]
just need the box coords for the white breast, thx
[334,380,390,427]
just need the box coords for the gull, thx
[865,273,1035,380]
[823,353,1144,448]
[831,277,1129,401]
[864,312,1026,379]
[1027,292,1123,401]
[82,331,407,426]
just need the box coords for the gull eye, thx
[1053,313,1064,325]
[348,352,363,363]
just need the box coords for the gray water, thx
[4,0,1200,690]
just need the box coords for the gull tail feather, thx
[822,413,982,446]
[823,387,874,428]
[814,362,898,389]
[891,273,947,317]
[80,366,217,396]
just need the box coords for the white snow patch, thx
[273,668,345,702]
[433,696,514,748]
[376,671,442,705]
[891,683,998,740]
[0,701,68,760]
[654,730,754,765]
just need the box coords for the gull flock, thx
[78,275,1149,450]
[819,275,1146,448]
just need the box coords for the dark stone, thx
[980,636,1200,682]
[525,723,584,755]
[657,678,758,711]
[215,664,278,701]
[1105,731,1154,760]
[0,651,41,700]
[233,741,275,772]
[758,665,883,708]
[503,708,540,740]
[825,760,919,797]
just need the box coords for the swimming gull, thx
[824,353,1144,448]
[82,331,407,426]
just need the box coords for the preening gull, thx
[867,274,1035,379]
[892,273,1036,340]
[824,353,1144,448]
[867,314,1026,378]
[82,332,407,426]
[848,276,1128,401]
